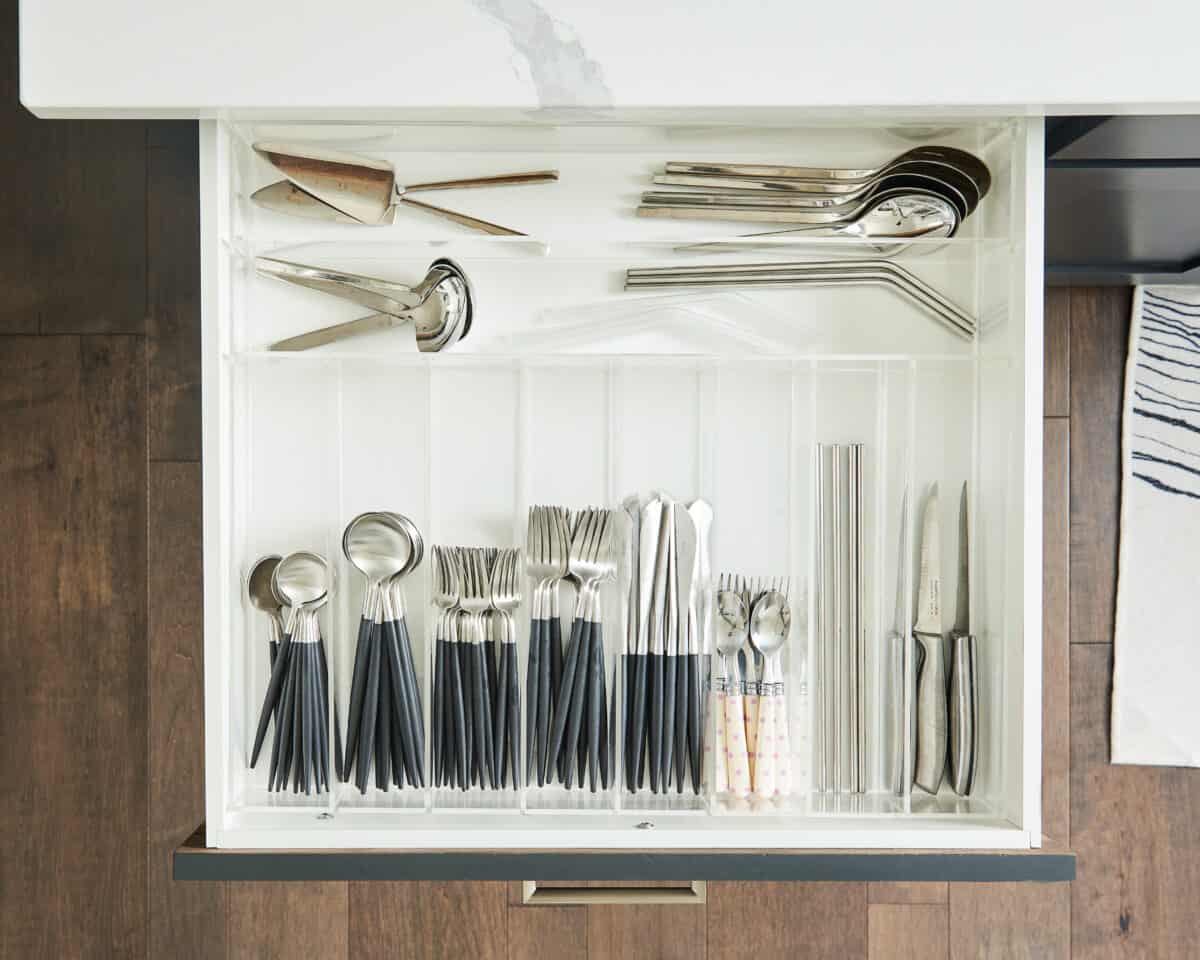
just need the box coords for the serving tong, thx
[252,141,559,236]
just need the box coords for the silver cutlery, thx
[949,483,978,797]
[663,147,991,194]
[256,256,473,353]
[341,511,425,792]
[249,551,333,794]
[815,444,867,794]
[747,578,793,798]
[913,484,948,794]
[624,259,975,341]
[889,490,921,796]
[714,575,751,797]
[544,507,616,791]
[490,548,523,789]
[525,506,572,787]
[252,141,559,235]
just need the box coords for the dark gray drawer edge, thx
[174,831,1074,883]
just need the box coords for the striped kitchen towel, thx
[1114,286,1200,766]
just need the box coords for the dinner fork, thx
[460,548,497,788]
[548,508,616,789]
[491,548,522,788]
[432,546,467,788]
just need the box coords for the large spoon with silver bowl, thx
[257,257,473,353]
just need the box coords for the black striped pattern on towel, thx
[1130,288,1200,500]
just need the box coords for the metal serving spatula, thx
[251,141,558,235]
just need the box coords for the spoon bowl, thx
[749,588,791,668]
[272,550,332,610]
[248,555,283,618]
[715,586,748,683]
[344,512,413,582]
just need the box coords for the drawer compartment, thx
[200,114,1044,849]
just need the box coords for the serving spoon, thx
[665,145,991,193]
[748,584,792,798]
[257,257,473,353]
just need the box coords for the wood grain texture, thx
[948,883,1070,959]
[508,901,586,960]
[1068,287,1130,645]
[0,336,147,957]
[1044,287,1071,417]
[587,897,705,960]
[1042,418,1071,848]
[869,904,948,960]
[1070,644,1200,958]
[228,882,348,959]
[868,882,948,904]
[707,882,867,959]
[146,121,202,461]
[350,882,507,960]
[148,463,226,959]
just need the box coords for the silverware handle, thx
[913,630,947,794]
[398,196,525,236]
[525,618,542,786]
[404,170,559,192]
[949,633,978,796]
[666,160,876,182]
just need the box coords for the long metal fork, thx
[432,546,467,789]
[491,548,523,788]
[460,547,497,788]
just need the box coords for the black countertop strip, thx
[175,843,1074,884]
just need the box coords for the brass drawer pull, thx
[520,881,706,905]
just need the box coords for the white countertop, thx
[20,0,1200,118]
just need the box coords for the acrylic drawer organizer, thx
[201,115,1044,849]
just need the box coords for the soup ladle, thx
[257,257,473,353]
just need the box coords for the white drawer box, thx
[201,114,1044,850]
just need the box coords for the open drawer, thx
[200,113,1044,851]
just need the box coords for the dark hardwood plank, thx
[350,881,507,959]
[947,882,1070,958]
[1042,418,1071,847]
[868,904,947,960]
[1070,644,1200,958]
[868,882,947,904]
[146,121,202,461]
[0,336,147,957]
[1044,287,1071,417]
[148,463,225,958]
[1069,287,1131,644]
[228,882,348,958]
[708,882,867,959]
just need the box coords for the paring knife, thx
[686,499,712,795]
[913,484,948,794]
[672,507,697,792]
[949,482,978,796]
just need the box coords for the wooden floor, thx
[3,8,1198,955]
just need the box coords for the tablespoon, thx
[749,584,791,798]
[665,146,991,192]
[248,555,284,668]
[715,579,751,797]
[343,513,414,791]
[639,187,963,229]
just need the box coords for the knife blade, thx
[913,483,947,794]
[672,507,697,792]
[686,499,712,795]
[888,488,919,795]
[630,498,663,790]
[949,481,977,796]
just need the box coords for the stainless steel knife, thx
[913,483,947,794]
[948,482,977,796]
[889,489,922,795]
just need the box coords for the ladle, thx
[257,257,473,353]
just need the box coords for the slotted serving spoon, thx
[252,141,558,236]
